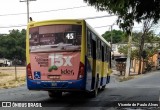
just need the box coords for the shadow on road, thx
[37,89,117,107]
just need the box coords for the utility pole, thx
[110,23,116,68]
[125,28,132,78]
[110,25,113,52]
[110,25,113,68]
[14,57,17,81]
[110,23,116,50]
[110,23,115,53]
[20,0,36,23]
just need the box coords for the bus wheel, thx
[48,91,62,98]
[101,85,106,90]
[90,76,99,97]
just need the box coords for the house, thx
[113,43,160,74]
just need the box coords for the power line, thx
[0,24,145,29]
[0,25,27,28]
[0,6,88,17]
[0,15,115,28]
[31,6,88,14]
[85,15,115,20]
[94,25,116,28]
[94,25,110,28]
[94,25,145,29]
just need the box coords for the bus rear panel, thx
[26,19,111,98]
[27,23,85,91]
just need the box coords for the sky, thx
[0,0,155,35]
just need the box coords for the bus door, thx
[91,36,97,90]
[101,45,105,85]
[85,30,96,91]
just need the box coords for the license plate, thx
[48,75,60,79]
[51,82,57,86]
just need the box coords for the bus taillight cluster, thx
[78,62,84,79]
[27,63,33,79]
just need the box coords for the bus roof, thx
[28,19,84,26]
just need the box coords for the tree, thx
[118,45,128,55]
[0,29,26,64]
[84,0,160,34]
[102,30,127,43]
[137,20,154,74]
[118,45,139,60]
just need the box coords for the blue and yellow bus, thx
[26,19,111,97]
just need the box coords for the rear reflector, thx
[78,62,84,79]
[27,63,33,79]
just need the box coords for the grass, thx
[119,76,134,82]
[0,77,26,89]
[0,73,10,77]
[0,67,26,89]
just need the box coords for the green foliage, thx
[102,30,127,43]
[118,31,160,60]
[118,45,139,60]
[118,45,128,55]
[0,29,26,63]
[84,0,160,34]
[131,49,139,59]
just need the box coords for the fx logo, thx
[49,54,72,67]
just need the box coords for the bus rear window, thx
[29,25,82,47]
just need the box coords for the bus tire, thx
[48,91,62,98]
[89,76,99,98]
[101,85,106,90]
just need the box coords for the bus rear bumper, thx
[27,79,85,91]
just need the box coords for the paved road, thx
[0,70,160,110]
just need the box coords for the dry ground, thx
[0,67,26,89]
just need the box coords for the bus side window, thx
[87,30,91,56]
[102,45,104,62]
[99,41,102,60]
[106,46,108,61]
[96,39,99,59]
[96,39,101,60]
[108,47,110,62]
[104,45,106,61]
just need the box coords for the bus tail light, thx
[27,63,33,79]
[78,62,84,79]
